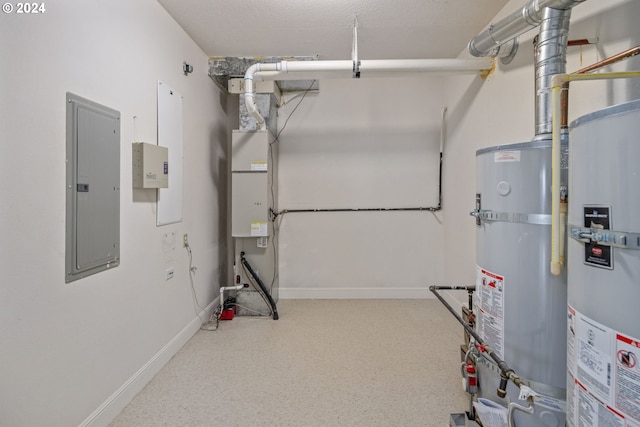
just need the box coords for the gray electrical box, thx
[132,142,169,188]
[66,93,120,282]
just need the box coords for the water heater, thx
[566,99,640,427]
[474,139,568,427]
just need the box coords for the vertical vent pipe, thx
[534,7,572,138]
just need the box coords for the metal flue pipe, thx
[534,7,572,137]
[468,0,586,59]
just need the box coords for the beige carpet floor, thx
[109,299,468,427]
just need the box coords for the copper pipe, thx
[575,45,640,74]
[560,84,570,128]
[568,38,596,47]
[562,45,640,127]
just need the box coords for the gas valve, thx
[464,362,478,394]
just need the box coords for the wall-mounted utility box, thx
[66,93,121,283]
[132,142,168,188]
[228,78,280,97]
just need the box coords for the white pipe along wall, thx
[244,58,494,130]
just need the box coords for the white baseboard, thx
[278,287,434,299]
[79,298,219,427]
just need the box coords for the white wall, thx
[3,0,637,424]
[276,76,446,298]
[441,0,640,305]
[0,1,228,426]
[274,1,640,301]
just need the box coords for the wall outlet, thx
[166,267,174,280]
[183,233,189,247]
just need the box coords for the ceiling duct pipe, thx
[244,58,493,129]
[469,0,587,139]
[468,0,586,60]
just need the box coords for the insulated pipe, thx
[468,0,586,58]
[240,252,279,320]
[550,71,640,275]
[244,58,493,129]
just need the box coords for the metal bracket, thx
[499,38,519,65]
[470,210,551,226]
[352,16,360,78]
[570,225,640,250]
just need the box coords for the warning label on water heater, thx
[494,150,521,162]
[566,306,640,427]
[583,206,613,269]
[476,266,505,359]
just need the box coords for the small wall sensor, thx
[183,62,193,76]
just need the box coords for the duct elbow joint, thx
[244,64,267,129]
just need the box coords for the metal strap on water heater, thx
[471,210,552,225]
[570,225,640,250]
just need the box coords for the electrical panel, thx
[66,93,120,282]
[132,142,168,188]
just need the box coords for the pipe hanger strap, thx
[471,209,552,226]
[570,225,640,250]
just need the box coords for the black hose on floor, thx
[240,252,279,320]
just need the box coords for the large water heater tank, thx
[474,139,568,427]
[566,99,640,427]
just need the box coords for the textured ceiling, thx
[156,0,511,60]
